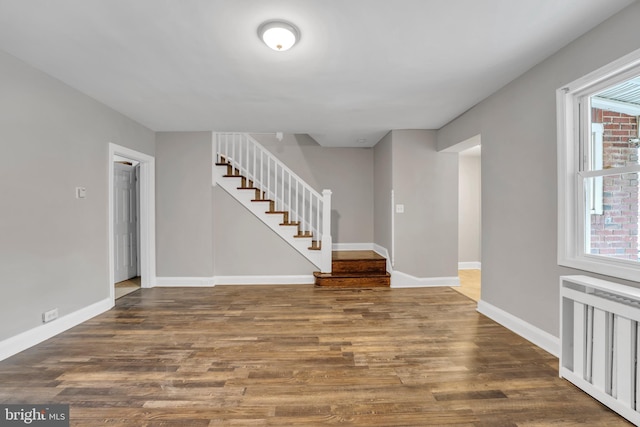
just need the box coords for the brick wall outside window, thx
[590,108,640,261]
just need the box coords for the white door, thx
[113,162,138,283]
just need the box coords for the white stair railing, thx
[215,133,332,272]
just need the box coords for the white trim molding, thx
[154,275,315,287]
[332,242,375,251]
[477,299,559,357]
[155,277,216,287]
[557,47,640,283]
[458,261,481,270]
[0,298,112,362]
[215,275,314,285]
[108,143,156,301]
[391,270,460,288]
[372,244,461,288]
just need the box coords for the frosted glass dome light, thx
[258,21,299,51]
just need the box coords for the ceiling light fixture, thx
[258,20,300,51]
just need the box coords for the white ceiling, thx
[0,0,635,147]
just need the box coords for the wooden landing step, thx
[314,250,391,288]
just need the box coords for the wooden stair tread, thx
[331,251,386,275]
[332,250,386,261]
[314,272,390,278]
[314,250,390,288]
[314,276,390,288]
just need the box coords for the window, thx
[558,49,640,282]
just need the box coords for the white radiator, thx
[560,275,640,425]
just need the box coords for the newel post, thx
[321,189,332,273]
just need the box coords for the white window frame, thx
[588,123,604,216]
[557,48,640,283]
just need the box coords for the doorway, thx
[113,158,140,298]
[108,143,156,304]
[457,144,481,301]
[441,135,482,302]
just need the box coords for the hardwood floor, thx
[115,276,141,299]
[0,285,631,426]
[454,269,481,302]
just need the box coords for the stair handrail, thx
[214,133,332,272]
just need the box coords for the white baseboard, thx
[0,297,113,362]
[477,299,559,357]
[332,242,374,251]
[155,277,216,287]
[214,275,314,285]
[155,275,314,286]
[459,262,481,270]
[391,270,460,288]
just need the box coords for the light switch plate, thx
[395,204,405,213]
[76,187,86,199]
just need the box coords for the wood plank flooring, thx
[0,285,631,426]
[115,276,141,299]
[454,270,481,302]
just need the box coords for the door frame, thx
[108,143,156,304]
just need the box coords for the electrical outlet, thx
[42,308,58,323]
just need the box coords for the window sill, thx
[559,254,640,284]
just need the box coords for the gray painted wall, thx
[437,2,640,336]
[392,130,458,278]
[212,185,316,276]
[459,155,481,263]
[0,50,155,341]
[156,132,213,277]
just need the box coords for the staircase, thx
[213,133,332,272]
[314,251,391,287]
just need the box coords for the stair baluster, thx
[213,133,332,272]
